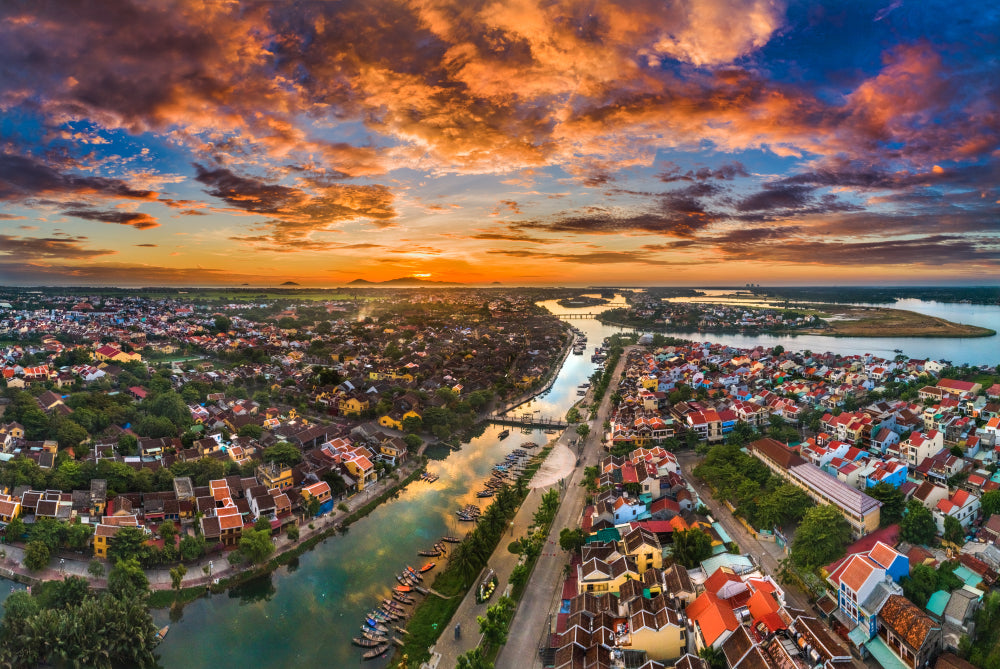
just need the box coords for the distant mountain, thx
[347,277,463,286]
[280,281,300,286]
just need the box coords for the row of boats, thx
[352,532,464,660]
[419,472,439,483]
[474,451,530,498]
[572,327,588,355]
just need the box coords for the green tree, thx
[943,516,965,545]
[23,541,50,571]
[866,482,906,526]
[457,647,494,669]
[179,534,206,561]
[88,559,105,579]
[672,528,713,568]
[238,423,263,439]
[117,433,139,456]
[900,500,938,546]
[107,556,149,599]
[65,521,94,550]
[4,516,26,542]
[575,423,590,439]
[239,527,275,564]
[262,441,302,466]
[401,416,423,433]
[559,528,586,553]
[108,526,148,564]
[980,490,1000,518]
[287,524,300,542]
[477,596,514,648]
[170,564,187,593]
[790,504,852,570]
[447,541,479,587]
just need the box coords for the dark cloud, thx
[0,235,114,260]
[658,161,749,183]
[134,243,158,247]
[0,152,157,203]
[195,164,395,249]
[735,184,814,212]
[486,248,687,266]
[62,209,159,229]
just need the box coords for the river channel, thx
[152,300,624,668]
[657,292,1000,367]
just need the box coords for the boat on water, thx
[392,592,415,605]
[441,536,461,543]
[155,626,169,643]
[393,584,412,593]
[498,429,510,440]
[394,626,409,635]
[476,490,494,498]
[414,585,428,595]
[360,628,386,640]
[353,636,382,648]
[362,643,389,660]
[365,619,389,634]
[419,562,436,573]
[417,549,442,557]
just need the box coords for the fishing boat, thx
[155,626,170,643]
[361,628,386,641]
[382,599,405,612]
[417,549,442,557]
[353,636,382,648]
[394,626,409,635]
[365,619,389,634]
[393,584,412,593]
[476,490,494,498]
[498,429,510,440]
[419,562,436,573]
[395,572,412,585]
[414,585,428,595]
[405,566,423,581]
[362,643,389,660]
[392,636,405,647]
[392,592,415,604]
[441,536,462,543]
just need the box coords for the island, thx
[598,295,995,338]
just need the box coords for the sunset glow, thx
[0,1,997,286]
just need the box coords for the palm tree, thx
[480,504,506,538]
[447,542,479,587]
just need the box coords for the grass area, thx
[149,585,206,609]
[805,305,995,338]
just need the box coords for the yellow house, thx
[378,414,403,430]
[93,524,119,558]
[576,556,639,595]
[257,463,294,490]
[622,527,663,573]
[339,395,369,416]
[391,372,415,383]
[0,495,21,523]
[623,591,687,662]
[641,375,659,390]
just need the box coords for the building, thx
[872,595,942,669]
[786,463,882,537]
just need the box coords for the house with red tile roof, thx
[687,590,740,650]
[933,489,980,533]
[875,595,942,669]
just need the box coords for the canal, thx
[153,301,625,668]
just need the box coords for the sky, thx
[0,0,998,287]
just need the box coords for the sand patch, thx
[530,441,576,489]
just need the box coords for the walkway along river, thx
[152,302,626,669]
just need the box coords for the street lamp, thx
[209,560,214,581]
[59,558,65,576]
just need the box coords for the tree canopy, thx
[900,500,938,546]
[790,504,851,570]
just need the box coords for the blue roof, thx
[952,565,983,588]
[866,636,910,669]
[926,590,950,617]
[700,553,754,575]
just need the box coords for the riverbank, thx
[598,304,995,339]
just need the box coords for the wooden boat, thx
[353,636,382,647]
[393,584,411,593]
[414,585,428,595]
[392,636,405,647]
[392,592,414,605]
[395,572,412,585]
[394,626,409,635]
[382,598,405,611]
[155,626,169,644]
[417,549,441,557]
[498,429,510,440]
[405,566,423,581]
[361,628,386,641]
[441,536,461,543]
[365,619,389,634]
[476,490,494,498]
[362,643,389,660]
[419,562,435,573]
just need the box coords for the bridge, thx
[560,313,601,319]
[486,412,570,430]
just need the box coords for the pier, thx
[486,412,570,430]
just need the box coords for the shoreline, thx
[596,316,995,339]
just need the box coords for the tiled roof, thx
[879,595,937,650]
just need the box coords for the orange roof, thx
[839,555,881,592]
[704,567,742,595]
[218,514,244,530]
[687,591,739,647]
[747,588,781,621]
[868,541,903,570]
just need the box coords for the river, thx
[152,301,625,668]
[654,292,1000,367]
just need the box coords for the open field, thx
[805,305,995,338]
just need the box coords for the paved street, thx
[675,450,812,612]
[496,347,635,669]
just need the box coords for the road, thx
[496,346,635,669]
[675,450,813,612]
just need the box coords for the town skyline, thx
[1,0,998,286]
